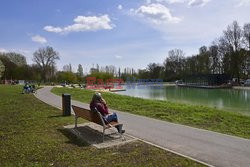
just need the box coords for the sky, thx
[0,0,250,73]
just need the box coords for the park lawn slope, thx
[0,85,203,167]
[52,87,250,139]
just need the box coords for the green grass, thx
[0,85,203,166]
[52,87,250,139]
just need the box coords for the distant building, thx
[183,74,231,86]
[18,80,25,85]
[90,68,98,74]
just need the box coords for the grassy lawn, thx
[0,85,203,167]
[52,87,250,139]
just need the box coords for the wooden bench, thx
[72,105,123,142]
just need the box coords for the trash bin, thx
[62,94,71,116]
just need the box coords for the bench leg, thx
[116,128,125,141]
[120,133,125,141]
[75,116,78,128]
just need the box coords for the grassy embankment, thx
[0,85,203,166]
[52,87,250,139]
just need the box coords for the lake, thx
[116,86,250,115]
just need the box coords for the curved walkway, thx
[35,87,250,167]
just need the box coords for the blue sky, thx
[0,0,250,73]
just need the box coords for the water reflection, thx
[116,86,250,115]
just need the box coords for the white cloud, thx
[44,26,63,33]
[115,55,123,59]
[188,0,211,7]
[237,0,250,6]
[168,0,186,3]
[0,48,8,53]
[146,0,210,7]
[157,0,185,3]
[31,35,47,44]
[146,0,184,4]
[118,5,123,10]
[134,3,181,24]
[44,15,114,34]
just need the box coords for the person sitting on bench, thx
[22,83,30,94]
[90,92,125,134]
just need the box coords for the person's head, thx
[92,92,102,102]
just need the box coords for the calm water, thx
[116,86,250,115]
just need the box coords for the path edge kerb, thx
[129,134,214,167]
[34,87,213,167]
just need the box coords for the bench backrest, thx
[72,105,104,126]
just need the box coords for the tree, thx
[147,63,164,79]
[30,64,42,81]
[96,64,100,72]
[209,45,221,74]
[138,69,150,79]
[197,46,210,74]
[0,60,5,79]
[219,21,243,80]
[5,52,27,66]
[184,56,197,75]
[223,21,242,52]
[164,49,185,80]
[76,64,84,82]
[33,46,60,81]
[87,71,114,82]
[243,23,250,51]
[118,67,121,78]
[56,71,77,83]
[63,64,72,72]
[242,24,250,77]
[104,65,116,74]
[134,21,250,81]
[0,52,33,80]
[0,54,17,80]
[77,64,84,77]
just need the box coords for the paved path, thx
[35,87,250,167]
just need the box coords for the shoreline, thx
[52,87,250,139]
[232,86,250,90]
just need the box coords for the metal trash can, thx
[62,94,71,116]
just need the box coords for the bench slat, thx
[72,105,104,126]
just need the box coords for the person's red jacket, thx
[90,100,109,116]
